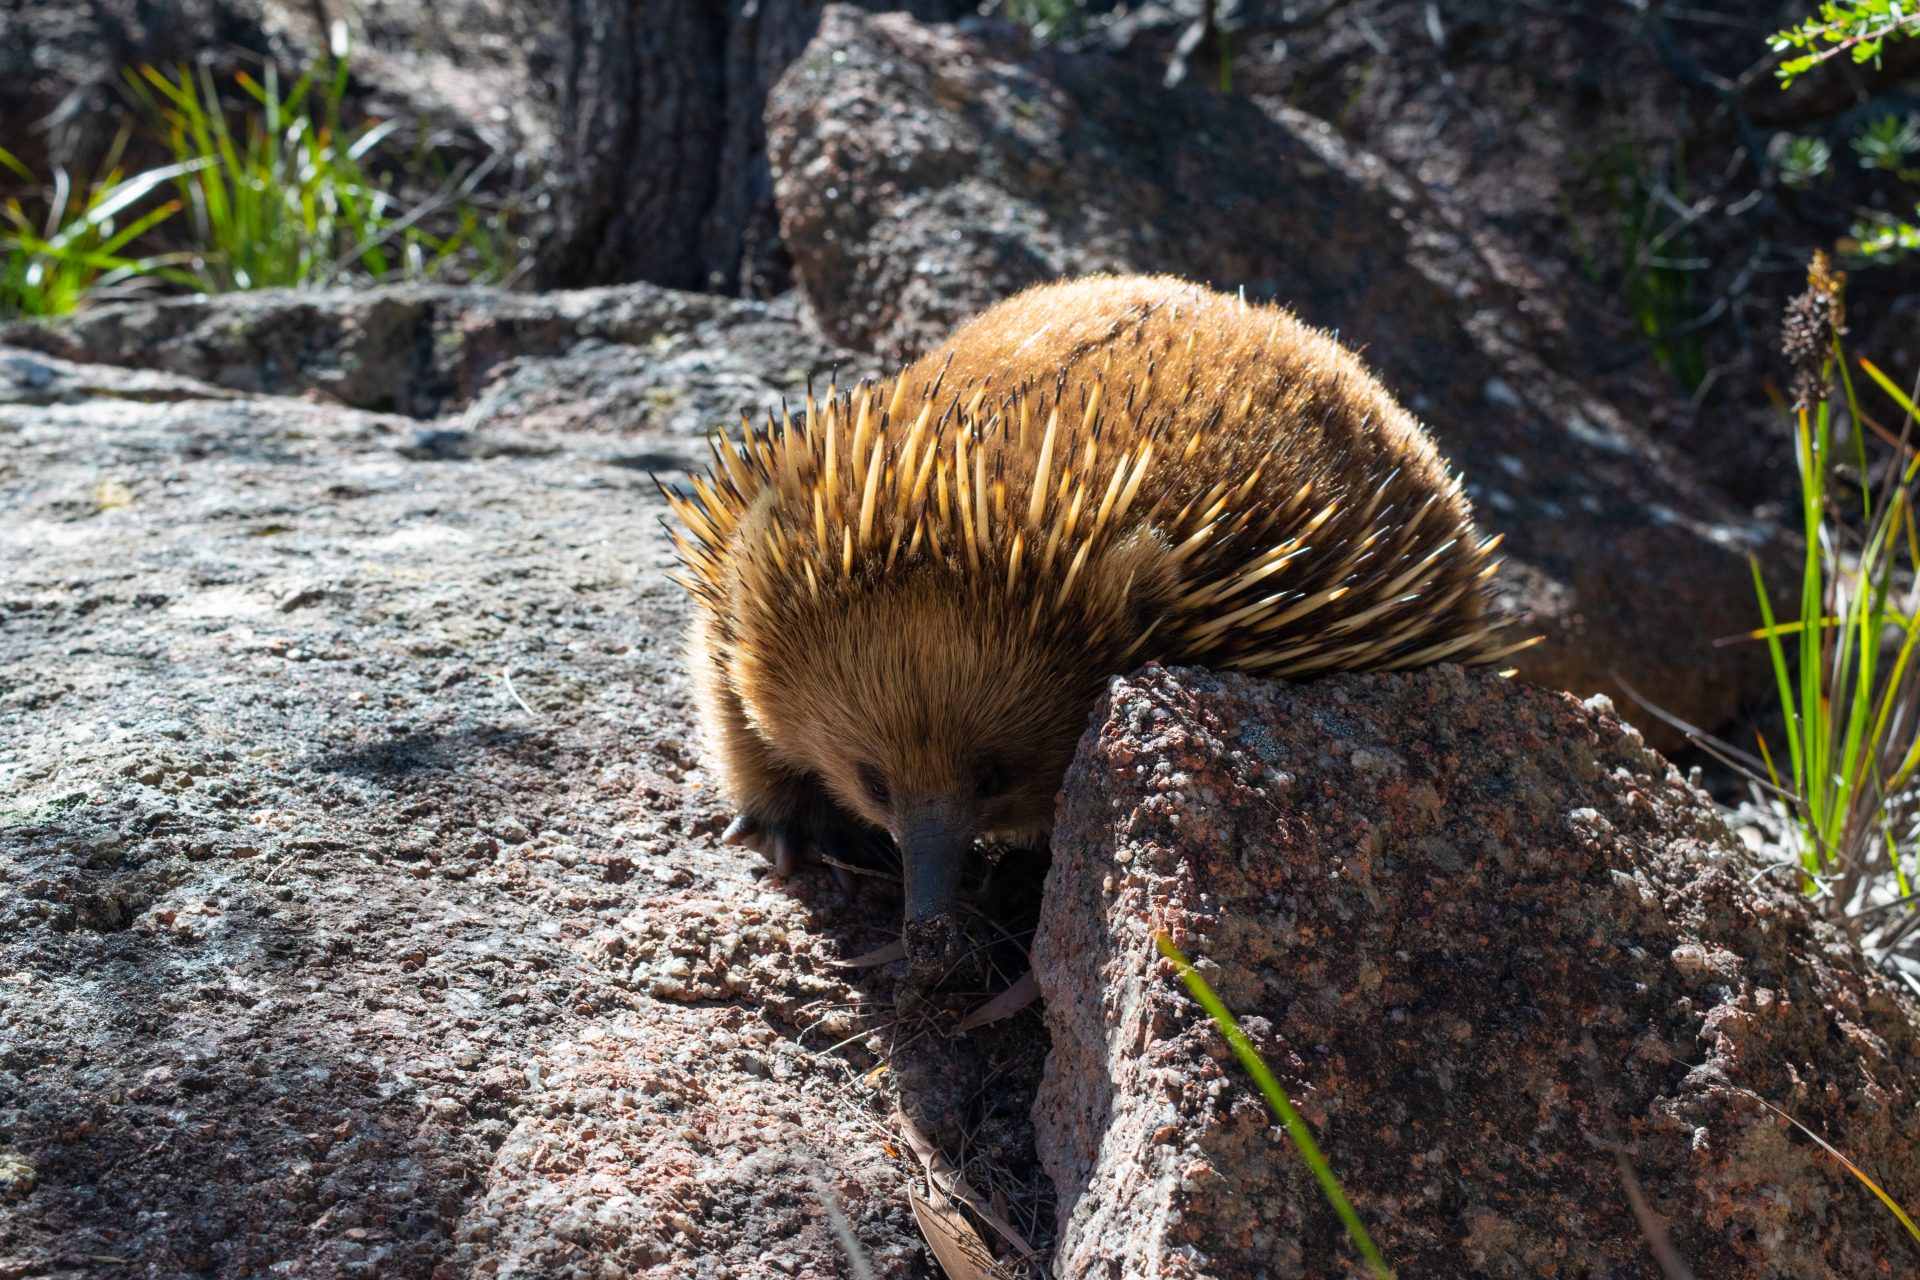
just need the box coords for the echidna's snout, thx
[893,799,975,978]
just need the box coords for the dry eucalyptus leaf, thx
[833,939,907,968]
[909,1187,1005,1280]
[956,969,1040,1032]
[896,1110,1036,1260]
[93,479,135,511]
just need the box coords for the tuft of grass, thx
[123,48,495,292]
[1746,255,1920,953]
[1572,142,1711,393]
[0,140,197,318]
[1601,143,1709,394]
[1153,932,1392,1280]
[1,29,519,316]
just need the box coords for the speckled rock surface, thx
[764,6,1785,751]
[0,292,977,1278]
[1035,665,1920,1279]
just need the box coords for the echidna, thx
[665,275,1528,974]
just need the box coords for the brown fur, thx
[667,275,1522,922]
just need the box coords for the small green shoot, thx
[1851,112,1920,175]
[1001,0,1082,39]
[1776,134,1834,188]
[1152,931,1392,1280]
[1849,211,1920,262]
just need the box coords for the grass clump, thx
[123,35,510,292]
[0,25,516,319]
[1721,10,1920,963]
[0,140,197,317]
[1744,254,1920,960]
[1585,144,1709,395]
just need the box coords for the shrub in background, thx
[1771,3,1920,262]
[0,138,196,317]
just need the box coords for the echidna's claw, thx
[720,804,892,888]
[771,830,800,879]
[827,859,855,895]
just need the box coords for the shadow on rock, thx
[0,845,489,1276]
[312,726,550,783]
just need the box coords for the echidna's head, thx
[732,531,1177,975]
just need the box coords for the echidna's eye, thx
[975,756,1007,799]
[858,764,891,807]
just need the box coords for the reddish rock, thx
[1035,664,1920,1279]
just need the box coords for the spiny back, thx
[667,274,1522,679]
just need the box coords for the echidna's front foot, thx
[721,803,889,882]
[721,810,798,875]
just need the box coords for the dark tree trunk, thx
[538,0,966,297]
[537,0,814,295]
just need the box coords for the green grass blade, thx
[1883,821,1913,903]
[1802,405,1836,860]
[1837,338,1872,522]
[1752,556,1807,801]
[1754,728,1785,792]
[83,159,203,227]
[347,118,404,163]
[132,64,197,114]
[1154,932,1393,1280]
[94,200,181,257]
[1835,564,1881,835]
[1860,357,1920,425]
[1728,1083,1920,1247]
[1865,607,1920,790]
